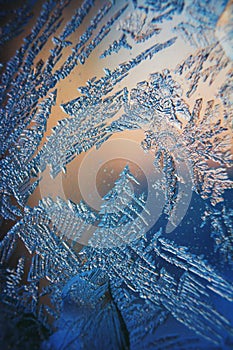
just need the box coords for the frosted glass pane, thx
[0,0,232,349]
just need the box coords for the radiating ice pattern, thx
[0,0,233,349]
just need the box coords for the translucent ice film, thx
[0,0,233,349]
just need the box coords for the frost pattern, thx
[174,0,228,48]
[0,2,33,47]
[41,166,149,248]
[202,205,233,265]
[0,0,233,349]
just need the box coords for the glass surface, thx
[0,0,233,349]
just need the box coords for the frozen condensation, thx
[0,0,232,349]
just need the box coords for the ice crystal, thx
[174,43,230,97]
[100,34,132,59]
[174,0,228,48]
[202,204,233,265]
[218,66,233,123]
[0,3,33,47]
[0,0,233,349]
[42,270,130,350]
[80,227,233,345]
